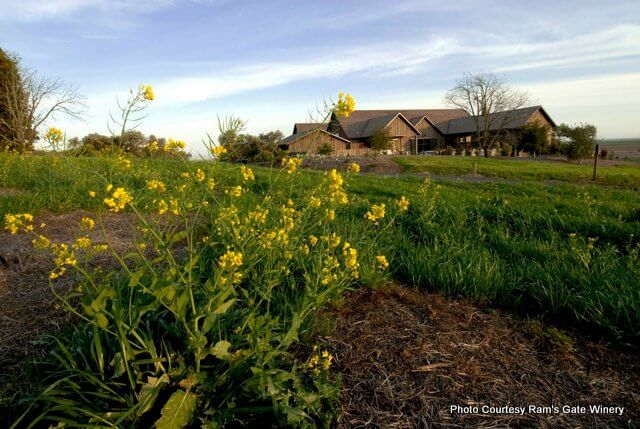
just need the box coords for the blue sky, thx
[2,0,639,154]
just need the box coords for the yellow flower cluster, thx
[50,243,77,279]
[4,213,34,234]
[44,127,64,144]
[342,242,359,279]
[211,145,228,157]
[218,250,243,270]
[195,169,206,182]
[327,169,348,205]
[347,162,360,174]
[164,138,186,153]
[321,256,340,285]
[141,84,155,101]
[307,346,334,374]
[103,187,132,212]
[376,255,389,270]
[334,92,356,118]
[117,156,131,170]
[396,196,409,212]
[225,186,243,198]
[240,165,255,182]
[365,203,386,224]
[74,236,92,249]
[281,157,302,174]
[80,217,95,230]
[32,234,51,249]
[309,196,321,207]
[147,140,159,153]
[147,179,166,192]
[326,209,335,221]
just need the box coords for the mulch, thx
[324,285,639,428]
[0,210,141,375]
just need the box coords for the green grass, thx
[1,154,639,342]
[1,154,640,425]
[393,155,640,187]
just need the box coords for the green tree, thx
[317,143,333,155]
[555,123,596,160]
[0,48,26,150]
[517,121,550,156]
[368,127,393,152]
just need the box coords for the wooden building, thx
[282,105,555,156]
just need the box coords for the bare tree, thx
[0,58,86,152]
[444,72,530,157]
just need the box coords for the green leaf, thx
[214,299,235,315]
[129,269,145,288]
[138,374,170,416]
[155,389,196,429]
[211,340,232,360]
[281,312,300,348]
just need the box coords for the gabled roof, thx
[280,128,350,146]
[396,109,470,127]
[292,122,327,134]
[333,111,422,139]
[441,106,556,135]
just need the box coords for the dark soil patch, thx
[326,285,639,428]
[302,155,403,175]
[0,210,140,375]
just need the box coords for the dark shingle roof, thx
[280,128,350,146]
[292,123,328,134]
[334,109,469,138]
[441,106,555,135]
[334,111,424,139]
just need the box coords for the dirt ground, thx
[302,155,403,175]
[326,285,639,428]
[2,211,639,427]
[0,210,140,374]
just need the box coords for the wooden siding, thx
[384,116,419,153]
[527,110,554,143]
[414,117,445,150]
[286,131,347,155]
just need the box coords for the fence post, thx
[592,144,599,182]
[472,161,477,177]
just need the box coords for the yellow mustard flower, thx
[396,196,409,212]
[195,169,206,182]
[219,250,243,270]
[211,145,227,157]
[88,191,96,198]
[365,203,386,223]
[32,235,51,249]
[103,187,132,212]
[326,209,335,221]
[240,165,255,182]
[74,236,91,249]
[348,162,360,174]
[4,213,34,234]
[44,127,64,145]
[281,157,302,174]
[141,84,155,101]
[376,255,389,270]
[147,179,166,192]
[80,217,95,230]
[334,92,356,117]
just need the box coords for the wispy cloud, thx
[140,24,640,106]
[0,0,174,20]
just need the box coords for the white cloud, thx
[0,0,174,20]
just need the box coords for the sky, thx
[1,0,639,155]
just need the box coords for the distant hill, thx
[601,138,640,161]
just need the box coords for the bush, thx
[444,146,454,155]
[500,143,512,156]
[317,143,333,155]
[600,149,608,159]
[367,127,393,152]
[555,123,596,160]
[9,160,405,427]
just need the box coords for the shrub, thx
[600,149,608,159]
[444,146,454,155]
[317,143,333,155]
[8,159,409,427]
[555,123,596,160]
[500,142,512,156]
[367,127,393,152]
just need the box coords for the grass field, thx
[394,155,640,187]
[1,154,640,426]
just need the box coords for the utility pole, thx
[592,144,599,182]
